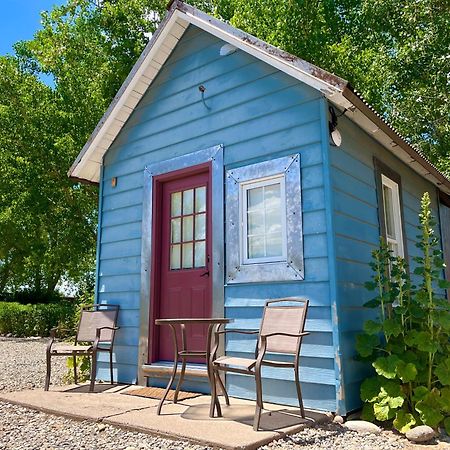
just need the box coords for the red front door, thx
[153,166,212,361]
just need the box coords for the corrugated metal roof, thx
[69,0,450,195]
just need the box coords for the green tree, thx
[0,0,168,293]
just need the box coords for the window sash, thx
[240,175,287,264]
[381,174,404,257]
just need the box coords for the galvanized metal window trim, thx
[381,174,404,258]
[240,174,287,264]
[226,154,304,284]
[138,144,224,384]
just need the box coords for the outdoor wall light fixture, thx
[329,105,342,147]
[198,84,211,110]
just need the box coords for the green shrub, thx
[0,301,77,337]
[356,192,450,433]
[0,289,65,305]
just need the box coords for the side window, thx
[241,175,287,264]
[381,174,404,257]
[374,158,406,259]
[226,154,303,283]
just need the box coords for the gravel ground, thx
[0,337,445,450]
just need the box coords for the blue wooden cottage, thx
[69,1,450,415]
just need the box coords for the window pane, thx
[171,218,181,243]
[247,187,264,211]
[264,183,281,208]
[266,233,283,257]
[248,236,265,259]
[170,244,181,270]
[194,241,206,267]
[195,213,206,240]
[195,186,206,213]
[183,189,194,215]
[182,243,193,268]
[182,216,193,242]
[247,210,264,236]
[171,192,182,217]
[383,185,396,239]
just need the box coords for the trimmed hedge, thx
[0,289,64,305]
[0,301,77,337]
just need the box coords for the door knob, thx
[200,270,210,277]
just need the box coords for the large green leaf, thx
[393,410,416,433]
[439,387,450,413]
[412,386,430,402]
[444,417,450,435]
[356,334,379,358]
[373,355,400,379]
[415,400,444,427]
[396,361,417,383]
[361,377,381,402]
[374,402,394,421]
[383,319,402,338]
[363,320,382,335]
[435,359,450,385]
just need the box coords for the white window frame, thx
[240,174,287,265]
[381,174,404,258]
[225,154,304,284]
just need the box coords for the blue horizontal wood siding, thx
[97,25,335,411]
[329,112,442,413]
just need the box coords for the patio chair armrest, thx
[95,326,120,339]
[260,331,309,339]
[214,329,259,336]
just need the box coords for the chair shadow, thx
[61,383,124,394]
[181,403,315,431]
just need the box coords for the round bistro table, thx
[154,317,232,416]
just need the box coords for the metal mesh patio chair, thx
[209,298,309,431]
[45,304,119,392]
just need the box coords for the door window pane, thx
[195,213,206,240]
[248,236,265,259]
[182,216,193,242]
[170,244,181,270]
[194,241,206,267]
[171,192,182,217]
[183,189,194,215]
[182,243,193,268]
[171,218,181,243]
[195,187,206,213]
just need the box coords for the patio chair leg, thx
[73,353,78,385]
[294,364,305,418]
[109,351,114,385]
[253,368,263,431]
[45,352,51,391]
[216,372,230,406]
[89,352,97,393]
[209,368,222,418]
[173,357,186,403]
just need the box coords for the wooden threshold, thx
[142,362,209,379]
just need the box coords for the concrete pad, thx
[0,384,330,450]
[0,385,158,421]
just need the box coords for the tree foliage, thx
[0,0,167,293]
[1,0,448,293]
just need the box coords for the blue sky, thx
[0,0,65,55]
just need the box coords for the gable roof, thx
[69,0,450,195]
